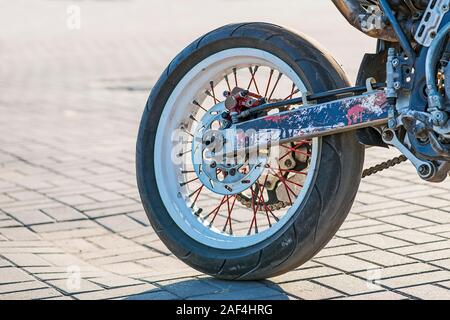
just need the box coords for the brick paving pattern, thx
[0,0,450,300]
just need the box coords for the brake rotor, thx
[191,102,269,196]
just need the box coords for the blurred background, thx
[0,0,376,162]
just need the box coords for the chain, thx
[362,155,408,178]
[236,194,289,212]
[237,156,408,211]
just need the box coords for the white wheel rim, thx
[154,48,320,250]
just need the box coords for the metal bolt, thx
[392,58,400,67]
[442,4,449,13]
[229,169,236,176]
[394,82,401,90]
[418,164,431,177]
[382,130,394,142]
[284,159,293,168]
[210,162,217,169]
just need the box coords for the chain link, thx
[237,156,408,211]
[362,155,408,178]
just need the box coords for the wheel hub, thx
[192,102,268,196]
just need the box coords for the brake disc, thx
[192,103,269,196]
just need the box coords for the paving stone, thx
[32,220,100,234]
[337,224,400,238]
[385,229,444,244]
[378,271,450,289]
[391,240,450,255]
[48,279,103,294]
[314,274,382,295]
[6,210,53,225]
[0,227,40,241]
[38,254,89,267]
[74,284,156,300]
[352,250,416,267]
[407,197,450,208]
[125,290,179,300]
[399,284,450,300]
[56,195,95,206]
[0,288,62,300]
[315,244,373,258]
[351,234,411,249]
[85,191,124,202]
[41,206,87,222]
[102,262,150,275]
[335,291,408,300]
[430,258,450,270]
[90,275,143,288]
[87,234,138,249]
[378,215,434,229]
[3,254,51,267]
[411,248,450,261]
[354,263,438,280]
[270,266,342,283]
[0,281,48,294]
[158,279,221,299]
[409,209,450,224]
[199,278,267,293]
[0,267,35,284]
[315,255,379,272]
[90,251,160,266]
[188,287,284,300]
[274,281,342,300]
[96,215,144,233]
[0,258,12,267]
[39,227,109,240]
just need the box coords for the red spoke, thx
[177,149,192,158]
[277,168,308,175]
[224,74,232,91]
[283,83,299,100]
[267,166,295,205]
[247,66,260,94]
[205,89,220,105]
[279,144,311,160]
[248,185,259,235]
[209,81,220,104]
[268,72,283,100]
[264,69,274,98]
[256,177,278,227]
[189,185,204,208]
[223,195,237,234]
[193,100,207,112]
[285,179,304,188]
[180,177,199,187]
[205,195,228,224]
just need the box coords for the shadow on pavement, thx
[124,278,290,300]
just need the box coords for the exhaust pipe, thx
[332,0,398,42]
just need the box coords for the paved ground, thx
[1,0,450,300]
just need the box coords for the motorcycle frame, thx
[227,1,450,158]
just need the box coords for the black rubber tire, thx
[136,22,365,280]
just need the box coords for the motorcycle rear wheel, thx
[136,22,365,280]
